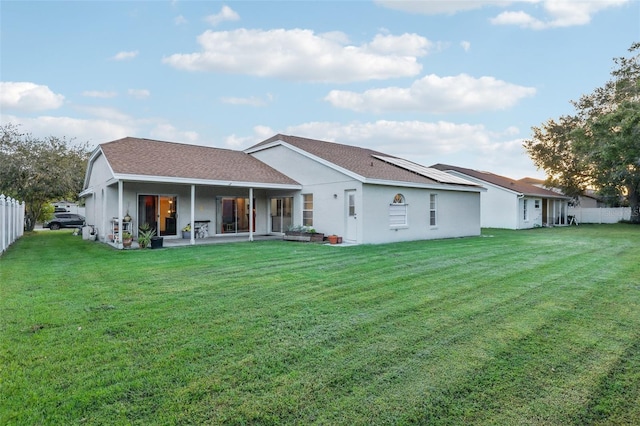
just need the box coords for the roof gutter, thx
[111,173,302,190]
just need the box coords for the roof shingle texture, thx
[100,137,299,185]
[250,134,478,187]
[431,163,568,198]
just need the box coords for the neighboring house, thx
[80,135,484,248]
[518,177,604,208]
[432,164,570,229]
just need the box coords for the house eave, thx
[111,173,302,190]
[363,178,486,193]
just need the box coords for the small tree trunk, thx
[24,214,35,231]
[629,186,640,224]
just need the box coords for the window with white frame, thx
[523,199,529,221]
[389,193,407,227]
[302,194,313,226]
[429,194,437,227]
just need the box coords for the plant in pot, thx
[137,223,156,249]
[182,224,191,239]
[121,231,133,248]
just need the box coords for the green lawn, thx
[1,225,639,425]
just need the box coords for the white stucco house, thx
[80,134,484,248]
[432,164,570,229]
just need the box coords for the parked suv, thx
[44,213,85,230]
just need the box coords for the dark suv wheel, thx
[49,222,61,230]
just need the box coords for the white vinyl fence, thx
[568,207,631,224]
[1,194,25,255]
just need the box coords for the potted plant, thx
[327,234,339,244]
[137,223,156,249]
[182,224,191,239]
[150,235,163,249]
[121,231,133,248]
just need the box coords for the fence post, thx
[1,194,5,253]
[9,198,16,244]
[19,201,25,238]
[0,194,25,255]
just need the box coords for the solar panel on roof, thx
[371,155,477,186]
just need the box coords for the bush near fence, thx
[568,207,631,224]
[1,194,25,255]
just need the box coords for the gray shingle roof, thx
[249,134,481,187]
[100,137,299,185]
[431,164,569,199]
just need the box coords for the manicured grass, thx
[1,225,639,425]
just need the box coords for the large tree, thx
[0,124,91,230]
[525,43,640,223]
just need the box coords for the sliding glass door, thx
[138,195,177,236]
[217,197,255,234]
[270,197,292,233]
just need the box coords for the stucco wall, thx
[517,197,543,229]
[252,145,482,244]
[361,185,481,244]
[250,145,363,238]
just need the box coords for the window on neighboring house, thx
[389,193,407,227]
[535,199,540,209]
[523,199,529,221]
[303,194,313,226]
[429,194,437,227]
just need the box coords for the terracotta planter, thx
[328,235,339,244]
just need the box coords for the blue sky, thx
[1,1,638,179]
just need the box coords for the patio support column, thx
[118,180,123,249]
[190,184,195,245]
[249,187,254,242]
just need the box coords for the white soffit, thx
[372,155,478,186]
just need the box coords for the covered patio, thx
[80,137,301,250]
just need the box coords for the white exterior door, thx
[345,190,357,242]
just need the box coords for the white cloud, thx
[175,15,188,25]
[0,114,133,146]
[128,89,150,99]
[82,90,117,98]
[377,0,629,29]
[324,74,536,113]
[491,0,629,29]
[76,106,132,122]
[111,50,139,61]
[204,5,240,26]
[0,82,65,112]
[149,124,199,143]
[461,40,472,52]
[1,107,198,147]
[163,29,429,82]
[376,0,513,15]
[220,94,271,107]
[365,33,433,56]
